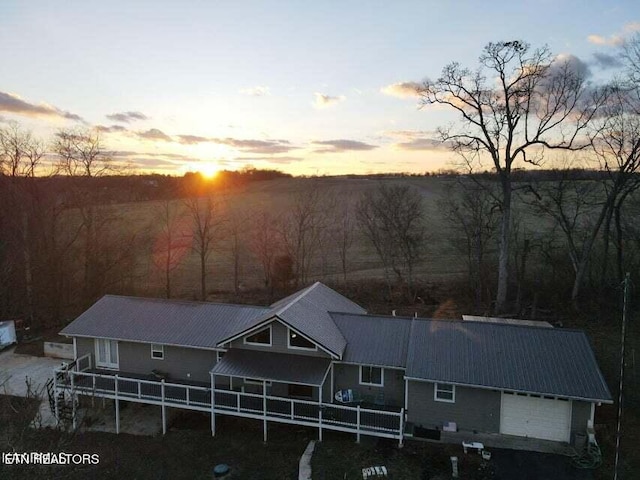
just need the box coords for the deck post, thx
[54,371,60,425]
[71,372,76,430]
[210,372,216,437]
[115,375,120,434]
[161,379,166,435]
[92,375,96,407]
[356,405,361,443]
[398,408,405,448]
[318,395,323,442]
[330,363,335,404]
[263,380,267,442]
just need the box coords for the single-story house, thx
[55,282,611,446]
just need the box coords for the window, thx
[216,351,225,362]
[434,383,455,403]
[288,329,317,351]
[95,339,118,369]
[151,344,164,360]
[244,326,272,346]
[359,366,383,387]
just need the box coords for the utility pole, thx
[614,272,631,480]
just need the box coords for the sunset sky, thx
[0,1,637,176]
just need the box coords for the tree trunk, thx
[495,180,511,313]
[200,250,206,301]
[601,203,614,287]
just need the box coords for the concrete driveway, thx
[0,346,61,397]
[488,448,594,480]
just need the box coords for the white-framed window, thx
[434,383,455,403]
[244,326,272,346]
[359,365,384,387]
[287,328,317,351]
[244,378,272,386]
[151,344,164,360]
[216,350,225,362]
[95,338,119,369]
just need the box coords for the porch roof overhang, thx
[210,349,331,387]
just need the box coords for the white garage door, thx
[500,392,572,442]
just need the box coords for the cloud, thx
[239,155,303,165]
[591,52,623,69]
[106,111,148,123]
[383,130,432,140]
[548,54,591,80]
[312,139,378,153]
[239,86,270,96]
[212,137,296,154]
[177,134,211,145]
[380,81,421,99]
[111,150,189,160]
[393,138,448,151]
[587,22,640,47]
[137,128,172,142]
[96,124,128,133]
[0,91,84,121]
[313,93,345,109]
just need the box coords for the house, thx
[55,282,611,447]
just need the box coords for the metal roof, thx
[217,282,366,358]
[330,313,412,368]
[59,295,269,349]
[405,319,612,403]
[211,348,331,386]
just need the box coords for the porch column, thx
[115,375,120,434]
[54,371,60,425]
[263,380,268,442]
[71,372,76,430]
[318,388,323,442]
[330,363,334,404]
[210,372,216,437]
[161,379,166,435]
[398,408,405,448]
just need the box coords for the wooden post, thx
[356,405,361,443]
[71,373,76,430]
[92,375,96,407]
[330,363,335,404]
[115,375,120,434]
[318,392,323,442]
[161,380,166,435]
[263,380,267,442]
[398,408,405,448]
[54,371,60,425]
[210,372,216,437]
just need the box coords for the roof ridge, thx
[100,294,268,310]
[273,281,320,316]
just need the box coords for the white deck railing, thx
[54,369,404,441]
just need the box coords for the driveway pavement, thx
[0,346,63,427]
[488,448,594,480]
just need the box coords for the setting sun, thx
[199,163,219,179]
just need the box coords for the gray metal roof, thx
[211,348,331,386]
[330,313,412,368]
[405,319,612,402]
[217,282,366,358]
[59,295,269,349]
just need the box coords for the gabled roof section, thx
[406,319,612,403]
[217,282,366,358]
[330,312,412,368]
[60,295,269,349]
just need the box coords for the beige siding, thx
[407,381,501,433]
[333,363,405,408]
[229,320,330,358]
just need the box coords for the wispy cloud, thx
[239,86,270,96]
[587,22,640,47]
[215,138,295,154]
[96,124,128,133]
[177,134,211,145]
[383,130,432,139]
[312,139,377,153]
[380,81,421,99]
[0,91,84,121]
[313,93,345,109]
[239,155,303,165]
[137,128,172,142]
[393,138,448,151]
[106,111,148,123]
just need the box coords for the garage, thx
[500,392,572,442]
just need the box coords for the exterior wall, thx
[232,380,321,401]
[333,363,405,408]
[407,381,501,433]
[570,400,592,435]
[229,320,330,358]
[74,337,220,384]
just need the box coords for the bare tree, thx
[331,196,357,283]
[420,40,606,312]
[153,201,191,299]
[249,211,280,293]
[357,183,427,301]
[0,121,45,178]
[185,196,225,300]
[441,179,499,309]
